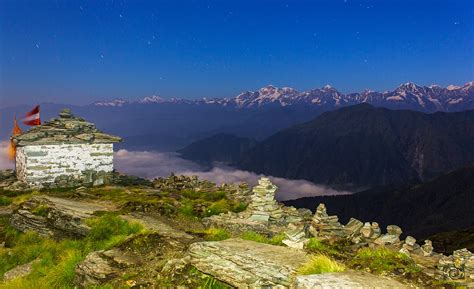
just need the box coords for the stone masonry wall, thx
[16,143,114,187]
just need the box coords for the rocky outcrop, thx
[189,238,309,287]
[75,249,142,288]
[10,195,117,238]
[294,271,410,288]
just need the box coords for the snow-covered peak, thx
[138,95,166,104]
[447,85,461,91]
[93,98,128,107]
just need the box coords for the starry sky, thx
[0,0,473,106]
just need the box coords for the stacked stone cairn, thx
[247,177,284,223]
[309,203,346,238]
[282,223,308,250]
[373,225,403,246]
[436,248,474,281]
[399,236,422,256]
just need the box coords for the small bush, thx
[0,196,12,206]
[205,199,231,217]
[350,247,420,274]
[297,254,345,275]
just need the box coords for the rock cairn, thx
[309,203,345,237]
[437,248,474,281]
[373,225,402,246]
[247,177,283,222]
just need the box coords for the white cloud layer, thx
[115,149,351,201]
[0,141,14,170]
[0,146,351,200]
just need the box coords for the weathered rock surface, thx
[10,195,117,238]
[294,271,410,288]
[75,249,141,288]
[3,260,38,281]
[121,213,194,241]
[188,238,309,287]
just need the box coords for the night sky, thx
[1,0,473,106]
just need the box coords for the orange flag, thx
[8,118,22,160]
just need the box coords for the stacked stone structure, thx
[11,109,121,187]
[310,203,345,237]
[247,177,284,222]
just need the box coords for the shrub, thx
[297,254,345,275]
[205,199,231,217]
[350,247,420,274]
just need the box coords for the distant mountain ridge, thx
[239,104,474,187]
[94,81,474,112]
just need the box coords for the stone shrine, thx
[11,109,121,188]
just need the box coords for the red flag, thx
[23,105,41,126]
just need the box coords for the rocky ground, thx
[0,171,473,288]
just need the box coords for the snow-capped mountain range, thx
[93,81,474,112]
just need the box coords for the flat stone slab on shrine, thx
[294,271,411,288]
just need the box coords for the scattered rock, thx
[3,259,39,281]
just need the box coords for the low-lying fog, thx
[0,141,351,201]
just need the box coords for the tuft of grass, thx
[0,196,12,206]
[297,254,345,275]
[241,231,286,246]
[305,238,339,256]
[31,205,49,217]
[350,247,420,274]
[85,214,144,250]
[192,228,231,241]
[201,274,232,289]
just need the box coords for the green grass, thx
[241,231,286,245]
[31,205,49,217]
[297,254,345,275]
[350,247,421,274]
[0,214,144,288]
[0,197,12,207]
[200,275,232,289]
[191,228,231,241]
[305,238,340,256]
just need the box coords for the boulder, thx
[10,195,117,238]
[294,271,410,288]
[188,238,309,287]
